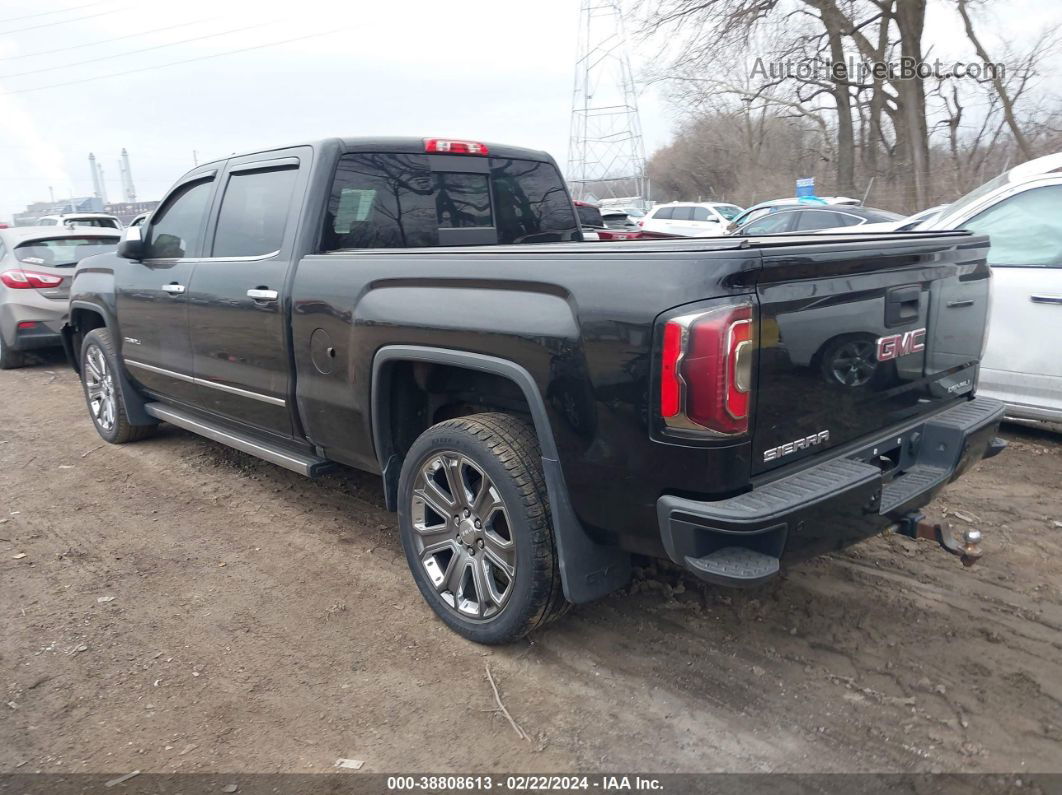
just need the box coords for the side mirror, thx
[117,226,144,260]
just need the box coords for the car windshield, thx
[713,204,742,220]
[575,205,604,228]
[15,236,119,267]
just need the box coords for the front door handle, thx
[247,288,278,301]
[1030,294,1062,305]
[162,283,185,295]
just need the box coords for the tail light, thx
[424,138,489,156]
[1,269,63,289]
[660,303,755,435]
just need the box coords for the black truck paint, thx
[63,137,1004,642]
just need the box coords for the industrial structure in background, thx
[566,0,648,206]
[11,149,154,226]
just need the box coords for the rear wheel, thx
[80,328,156,444]
[397,412,569,644]
[0,334,26,370]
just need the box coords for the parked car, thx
[913,154,1062,424]
[36,213,123,231]
[812,204,951,235]
[63,136,1003,644]
[727,196,862,231]
[639,201,743,237]
[575,202,643,241]
[0,226,120,368]
[733,205,903,235]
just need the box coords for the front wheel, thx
[80,328,156,444]
[397,412,569,644]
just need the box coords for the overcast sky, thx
[0,0,1057,221]
[0,0,675,220]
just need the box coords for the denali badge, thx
[876,328,926,361]
[763,430,830,462]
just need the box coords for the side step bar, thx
[144,403,334,477]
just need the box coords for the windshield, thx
[575,204,604,228]
[15,236,119,267]
[714,204,742,220]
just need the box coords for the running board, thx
[144,403,334,477]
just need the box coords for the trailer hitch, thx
[892,512,983,567]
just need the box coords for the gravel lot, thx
[2,353,1061,775]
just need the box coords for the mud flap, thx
[543,457,631,603]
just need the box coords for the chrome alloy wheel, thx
[84,344,117,431]
[410,451,516,620]
[828,340,877,387]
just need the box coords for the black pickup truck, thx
[63,137,1005,644]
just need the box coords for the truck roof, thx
[187,137,555,176]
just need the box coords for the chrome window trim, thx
[124,359,286,406]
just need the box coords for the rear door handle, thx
[1030,294,1062,305]
[247,288,278,301]
[162,283,185,295]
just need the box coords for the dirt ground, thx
[2,352,1061,776]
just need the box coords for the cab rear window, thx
[321,152,578,250]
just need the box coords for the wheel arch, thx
[371,345,630,604]
[68,305,155,428]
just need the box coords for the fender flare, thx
[66,300,156,428]
[371,345,630,604]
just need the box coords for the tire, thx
[397,412,569,644]
[80,328,156,444]
[0,334,26,369]
[818,334,880,388]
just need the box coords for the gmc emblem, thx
[876,328,926,361]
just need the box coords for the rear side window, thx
[795,210,850,231]
[321,153,578,250]
[672,206,694,221]
[963,184,1062,268]
[144,178,214,259]
[653,207,674,220]
[212,166,299,258]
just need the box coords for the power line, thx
[0,27,353,96]
[0,18,213,62]
[0,20,280,78]
[0,1,104,24]
[5,5,128,35]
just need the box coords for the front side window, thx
[741,212,796,235]
[15,236,119,267]
[691,207,710,221]
[144,179,214,259]
[212,167,299,258]
[963,185,1062,268]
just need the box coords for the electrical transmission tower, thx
[567,0,648,204]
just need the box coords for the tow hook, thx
[892,512,983,567]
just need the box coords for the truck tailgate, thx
[752,233,991,475]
